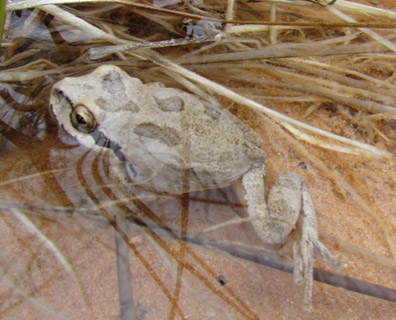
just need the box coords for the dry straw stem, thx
[0,265,70,320]
[327,5,396,52]
[4,1,396,256]
[10,207,77,279]
[5,2,393,159]
[335,0,396,19]
[6,0,396,28]
[145,52,392,160]
[0,168,69,187]
[4,206,87,305]
[243,62,396,115]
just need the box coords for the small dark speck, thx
[298,162,307,170]
[218,275,227,286]
[136,302,147,320]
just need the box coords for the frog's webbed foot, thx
[242,168,342,311]
[292,181,343,311]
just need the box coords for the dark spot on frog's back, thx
[153,95,185,112]
[82,83,95,91]
[103,69,122,82]
[203,102,221,120]
[95,97,140,113]
[134,123,181,147]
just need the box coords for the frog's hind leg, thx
[242,168,342,311]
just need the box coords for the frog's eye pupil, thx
[76,114,87,125]
[71,104,96,133]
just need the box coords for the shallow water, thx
[2,1,396,319]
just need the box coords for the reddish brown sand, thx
[1,1,396,319]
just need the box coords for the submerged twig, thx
[10,207,83,291]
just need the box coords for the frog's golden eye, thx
[70,104,96,133]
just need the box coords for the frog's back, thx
[126,87,267,194]
[49,64,265,195]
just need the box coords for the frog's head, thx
[49,65,144,178]
[50,65,143,149]
[50,83,101,149]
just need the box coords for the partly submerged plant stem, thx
[6,0,396,29]
[0,0,6,45]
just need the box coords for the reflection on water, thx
[2,1,396,319]
[0,117,269,319]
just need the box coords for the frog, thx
[49,64,342,311]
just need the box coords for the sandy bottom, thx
[1,0,396,319]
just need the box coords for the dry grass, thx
[1,0,396,318]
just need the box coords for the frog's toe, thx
[292,230,315,311]
[314,240,343,271]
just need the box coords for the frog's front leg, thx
[242,166,341,311]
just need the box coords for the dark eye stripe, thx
[91,129,137,177]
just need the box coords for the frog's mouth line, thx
[91,129,138,177]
